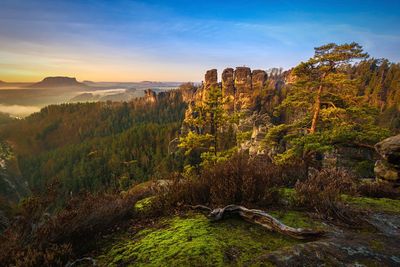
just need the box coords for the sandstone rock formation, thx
[251,70,267,94]
[222,68,235,111]
[222,68,235,96]
[144,89,157,104]
[205,69,218,89]
[234,67,253,110]
[202,69,218,102]
[374,134,400,183]
[239,113,272,155]
[181,67,286,156]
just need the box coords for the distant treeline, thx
[2,93,186,196]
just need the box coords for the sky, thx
[0,0,399,82]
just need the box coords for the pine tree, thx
[292,42,369,133]
[179,85,230,166]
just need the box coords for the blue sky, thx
[1,0,399,82]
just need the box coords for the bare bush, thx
[295,168,359,223]
[357,181,399,199]
[155,153,306,209]
[0,189,143,267]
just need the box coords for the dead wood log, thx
[193,204,325,240]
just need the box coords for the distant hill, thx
[29,77,87,88]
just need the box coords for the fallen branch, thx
[192,205,325,240]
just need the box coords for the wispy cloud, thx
[0,0,399,82]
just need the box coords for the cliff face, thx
[182,67,279,155]
[190,67,272,113]
[234,67,253,110]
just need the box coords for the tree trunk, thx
[310,84,323,134]
[190,204,325,240]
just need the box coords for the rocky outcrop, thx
[222,68,235,96]
[182,67,285,155]
[234,67,253,110]
[375,134,400,183]
[205,69,218,89]
[201,69,218,103]
[179,83,198,103]
[234,67,252,94]
[222,68,235,111]
[185,67,273,114]
[239,113,272,155]
[144,89,157,103]
[251,70,267,93]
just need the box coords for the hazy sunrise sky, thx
[1,0,400,82]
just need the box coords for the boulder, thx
[374,134,400,183]
[375,134,400,168]
[374,160,399,182]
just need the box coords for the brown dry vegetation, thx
[357,180,400,199]
[294,168,360,223]
[0,186,147,267]
[2,153,398,266]
[153,153,307,210]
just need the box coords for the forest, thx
[0,43,400,266]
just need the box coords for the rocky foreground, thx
[87,192,400,267]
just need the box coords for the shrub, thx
[0,189,144,267]
[155,153,307,209]
[295,168,359,223]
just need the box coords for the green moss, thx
[281,187,400,214]
[98,213,306,266]
[134,196,154,212]
[343,196,400,213]
[268,210,325,230]
[280,188,296,203]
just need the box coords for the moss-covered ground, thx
[97,210,322,267]
[281,187,400,213]
[343,195,400,213]
[96,188,400,266]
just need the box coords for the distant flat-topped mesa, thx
[29,76,87,88]
[200,67,269,111]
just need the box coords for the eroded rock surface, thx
[143,89,157,103]
[376,134,400,167]
[251,70,267,94]
[222,68,235,111]
[234,67,252,110]
[375,134,400,183]
[239,112,272,155]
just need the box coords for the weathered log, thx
[194,205,325,240]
